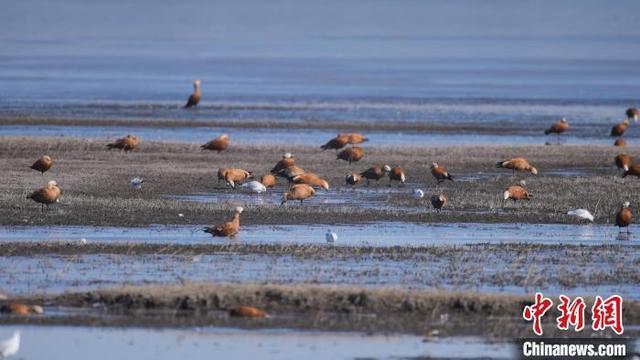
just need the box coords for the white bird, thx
[131,177,144,189]
[241,181,267,194]
[567,209,594,222]
[325,229,337,243]
[79,238,87,245]
[0,331,20,359]
[412,189,425,199]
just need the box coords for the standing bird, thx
[228,306,267,318]
[1,303,43,315]
[345,133,369,144]
[0,331,19,359]
[326,229,338,243]
[223,168,252,189]
[27,180,61,211]
[203,207,243,238]
[544,117,569,144]
[430,163,454,184]
[336,146,364,165]
[292,173,330,190]
[496,157,538,176]
[30,155,53,175]
[183,79,201,108]
[615,202,633,233]
[321,134,349,151]
[281,184,316,205]
[614,153,632,172]
[270,153,295,174]
[241,181,267,194]
[360,165,390,185]
[388,166,406,186]
[503,185,532,202]
[567,209,594,222]
[345,173,362,187]
[106,135,140,152]
[430,193,447,211]
[622,164,640,178]
[260,174,277,188]
[627,107,639,122]
[611,119,629,137]
[201,134,230,153]
[614,138,627,147]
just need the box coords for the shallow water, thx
[0,326,514,360]
[0,222,635,246]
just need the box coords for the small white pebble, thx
[178,213,184,217]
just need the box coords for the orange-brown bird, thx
[201,134,230,152]
[30,155,53,175]
[260,174,276,188]
[623,164,640,178]
[337,146,364,165]
[360,165,390,185]
[183,79,201,108]
[496,157,538,176]
[281,183,316,205]
[224,169,252,189]
[228,306,267,318]
[203,206,243,238]
[106,134,140,152]
[611,119,629,137]
[615,153,632,172]
[321,134,349,151]
[345,173,361,187]
[0,303,43,315]
[388,166,406,185]
[277,165,305,182]
[627,107,639,122]
[544,117,569,143]
[270,153,295,174]
[292,173,329,190]
[430,163,454,184]
[430,193,447,211]
[503,185,532,202]
[345,133,369,144]
[614,138,627,147]
[27,180,61,211]
[615,202,633,233]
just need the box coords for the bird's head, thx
[530,167,538,175]
[48,180,58,188]
[320,180,330,190]
[430,162,438,169]
[383,165,392,172]
[43,155,52,161]
[193,79,201,88]
[503,190,511,200]
[623,201,631,208]
[561,117,568,123]
[219,133,229,140]
[31,305,44,314]
[283,152,292,159]
[234,206,244,214]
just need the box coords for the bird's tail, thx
[447,174,454,181]
[361,137,369,143]
[495,161,505,168]
[106,143,116,150]
[622,171,629,178]
[320,144,328,150]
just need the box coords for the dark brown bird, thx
[496,157,538,176]
[183,79,201,108]
[0,303,43,315]
[260,174,276,188]
[346,133,369,144]
[430,162,454,184]
[106,135,140,152]
[627,107,639,122]
[503,185,532,202]
[292,173,329,190]
[615,202,632,233]
[345,173,361,186]
[430,193,447,211]
[203,207,243,238]
[614,138,627,147]
[30,155,53,175]
[611,119,629,137]
[201,134,229,152]
[388,166,406,185]
[623,164,640,178]
[360,165,390,185]
[337,146,364,165]
[270,153,295,174]
[224,169,252,188]
[321,134,349,151]
[228,306,267,318]
[281,183,316,205]
[615,153,632,172]
[27,180,61,211]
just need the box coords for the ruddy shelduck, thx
[615,153,632,172]
[544,117,569,135]
[615,202,632,233]
[0,303,43,316]
[203,206,243,238]
[260,174,276,188]
[270,153,295,174]
[224,168,252,189]
[360,165,390,185]
[107,134,140,152]
[30,155,53,175]
[345,173,361,187]
[281,183,316,205]
[184,79,201,108]
[337,146,364,165]
[627,107,639,122]
[430,162,454,183]
[27,180,61,211]
[346,133,369,144]
[228,306,267,318]
[496,157,538,176]
[201,134,230,152]
[503,185,532,202]
[614,138,627,147]
[611,119,629,137]
[388,166,406,185]
[292,173,330,190]
[430,193,447,211]
[321,134,349,151]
